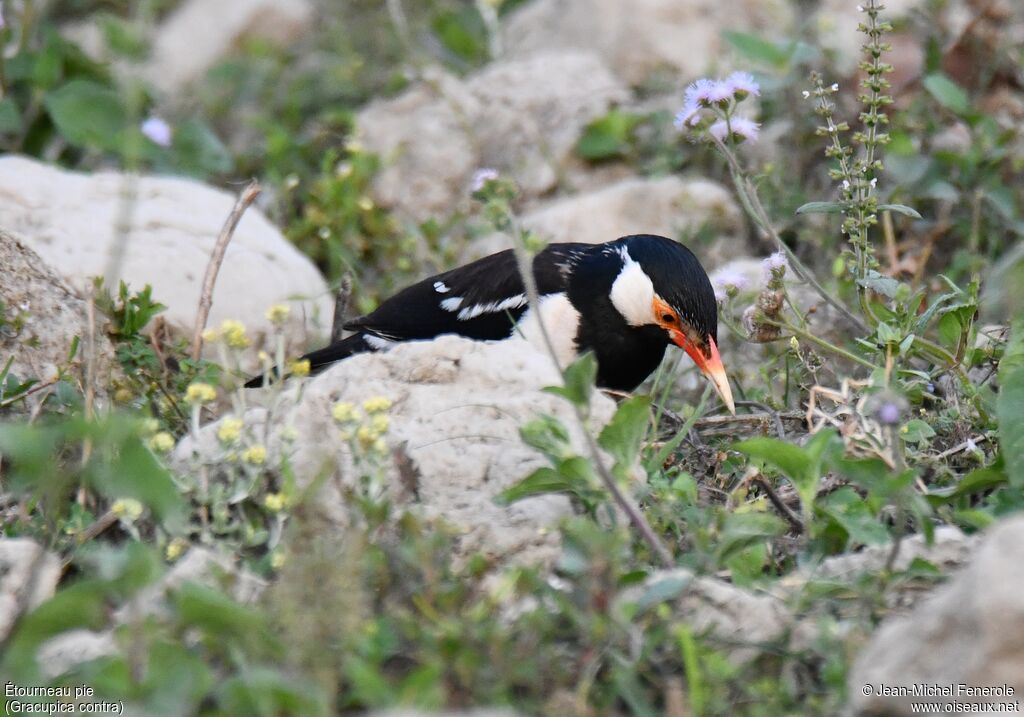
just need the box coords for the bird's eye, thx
[661,313,675,323]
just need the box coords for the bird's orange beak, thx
[654,298,735,414]
[677,335,735,415]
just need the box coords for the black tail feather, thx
[243,333,376,388]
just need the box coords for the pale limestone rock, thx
[0,156,331,358]
[847,516,1024,715]
[357,69,481,223]
[176,336,620,568]
[356,53,627,220]
[502,0,793,86]
[464,176,746,265]
[466,52,629,197]
[0,228,119,405]
[0,538,62,640]
[616,568,790,664]
[147,0,316,93]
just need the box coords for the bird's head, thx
[608,235,735,414]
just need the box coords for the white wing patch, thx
[456,294,528,321]
[609,249,655,327]
[364,334,395,350]
[515,293,581,366]
[440,297,464,312]
[433,281,450,293]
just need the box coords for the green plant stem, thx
[504,209,674,569]
[711,135,869,335]
[764,318,878,371]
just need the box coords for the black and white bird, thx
[247,233,735,413]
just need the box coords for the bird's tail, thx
[244,333,375,388]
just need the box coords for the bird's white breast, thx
[515,293,581,366]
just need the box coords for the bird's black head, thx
[602,234,734,412]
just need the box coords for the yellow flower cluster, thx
[149,432,175,453]
[288,358,311,377]
[362,396,392,414]
[263,492,288,512]
[242,444,267,465]
[111,498,144,521]
[331,396,393,453]
[332,401,357,423]
[166,537,189,561]
[220,320,249,349]
[185,382,217,405]
[217,417,244,445]
[265,304,291,325]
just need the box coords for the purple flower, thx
[761,251,787,282]
[875,401,901,425]
[141,116,172,147]
[709,117,760,144]
[470,168,499,192]
[673,104,699,130]
[724,71,760,99]
[705,81,733,105]
[684,78,718,107]
[712,268,750,302]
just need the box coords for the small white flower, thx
[802,90,811,99]
[857,4,865,11]
[831,83,839,91]
[869,177,878,188]
[470,168,499,192]
[141,116,172,147]
[842,179,851,190]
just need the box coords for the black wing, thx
[346,243,590,342]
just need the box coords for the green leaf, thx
[172,118,233,176]
[998,319,1024,488]
[576,109,639,161]
[901,419,936,445]
[630,572,691,612]
[44,79,128,152]
[545,352,597,406]
[878,203,923,219]
[495,466,573,505]
[820,487,891,546]
[0,97,23,134]
[734,436,811,482]
[717,512,788,560]
[90,431,186,531]
[923,73,971,116]
[598,395,652,466]
[723,31,794,69]
[859,270,902,299]
[795,201,845,215]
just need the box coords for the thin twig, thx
[750,475,804,534]
[191,181,261,360]
[507,216,673,568]
[331,274,353,343]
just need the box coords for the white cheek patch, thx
[609,253,655,326]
